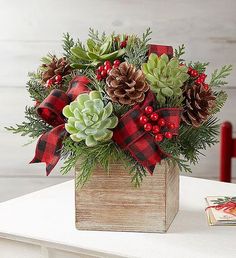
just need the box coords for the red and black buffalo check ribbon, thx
[113,91,181,174]
[30,76,90,175]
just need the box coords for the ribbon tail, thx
[127,133,167,174]
[30,124,67,176]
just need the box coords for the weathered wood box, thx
[75,161,179,233]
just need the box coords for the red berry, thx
[96,73,102,81]
[150,112,159,121]
[155,133,163,142]
[101,70,107,78]
[145,106,153,115]
[152,125,160,134]
[55,74,62,84]
[46,78,54,87]
[190,69,198,77]
[120,41,127,48]
[144,123,152,132]
[199,73,207,80]
[188,67,193,73]
[158,118,166,127]
[104,61,111,67]
[139,115,148,124]
[168,123,176,130]
[113,60,121,66]
[98,65,104,72]
[203,83,209,91]
[104,64,111,71]
[107,68,112,74]
[165,132,173,139]
[195,78,202,85]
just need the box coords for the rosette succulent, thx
[63,91,118,147]
[142,53,189,103]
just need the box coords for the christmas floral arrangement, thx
[7,28,232,187]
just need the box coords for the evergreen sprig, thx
[5,106,52,139]
[26,76,48,102]
[62,33,75,58]
[212,91,228,114]
[174,44,185,62]
[210,65,233,87]
[125,28,152,68]
[88,28,107,44]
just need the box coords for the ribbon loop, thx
[31,76,90,175]
[37,89,70,127]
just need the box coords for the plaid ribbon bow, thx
[113,91,181,174]
[30,76,90,175]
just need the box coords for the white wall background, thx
[0,0,235,201]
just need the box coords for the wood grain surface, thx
[75,161,179,232]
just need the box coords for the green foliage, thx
[210,65,233,87]
[60,139,147,187]
[124,28,152,68]
[174,44,185,62]
[62,33,75,58]
[5,106,52,139]
[63,91,118,146]
[179,117,219,165]
[212,91,228,114]
[26,75,48,102]
[88,28,107,44]
[142,53,189,103]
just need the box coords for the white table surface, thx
[0,176,235,258]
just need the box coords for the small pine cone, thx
[182,84,216,127]
[42,56,72,83]
[106,62,149,105]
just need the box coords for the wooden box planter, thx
[75,161,179,233]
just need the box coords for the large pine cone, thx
[182,84,216,127]
[106,62,149,105]
[41,56,72,83]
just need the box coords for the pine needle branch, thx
[210,65,233,87]
[211,91,228,114]
[5,106,52,139]
[62,33,75,58]
[174,44,185,62]
[125,28,152,68]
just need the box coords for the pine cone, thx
[41,56,72,83]
[106,62,149,105]
[182,84,216,127]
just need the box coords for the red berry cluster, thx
[46,74,62,88]
[96,60,121,81]
[188,67,209,91]
[139,106,175,142]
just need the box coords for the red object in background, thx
[220,121,236,182]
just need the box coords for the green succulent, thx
[142,53,189,103]
[70,36,125,69]
[63,91,118,147]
